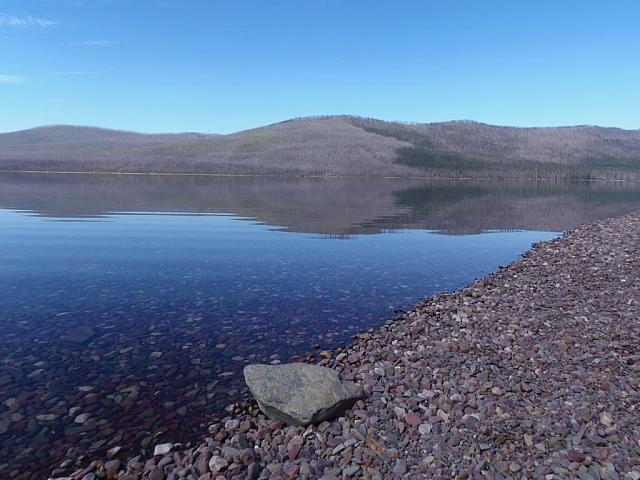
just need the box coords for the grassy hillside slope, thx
[0,116,639,179]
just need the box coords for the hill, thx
[0,125,211,146]
[0,116,639,179]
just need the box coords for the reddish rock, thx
[287,435,303,461]
[404,411,421,426]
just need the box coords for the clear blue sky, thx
[1,0,639,133]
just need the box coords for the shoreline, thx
[1,170,640,183]
[52,212,640,479]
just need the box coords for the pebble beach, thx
[45,211,640,479]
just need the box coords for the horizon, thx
[3,114,640,136]
[1,1,639,133]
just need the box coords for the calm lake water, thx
[2,173,640,476]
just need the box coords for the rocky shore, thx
[53,212,640,479]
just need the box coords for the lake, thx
[2,173,640,476]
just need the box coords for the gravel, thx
[51,212,640,479]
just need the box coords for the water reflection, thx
[2,173,640,233]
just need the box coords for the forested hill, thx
[1,116,639,179]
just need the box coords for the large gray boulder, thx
[243,363,363,426]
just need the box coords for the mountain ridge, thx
[0,124,216,147]
[6,115,640,139]
[1,116,639,179]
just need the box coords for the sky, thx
[0,0,639,133]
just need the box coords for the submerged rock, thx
[59,325,95,345]
[243,363,363,426]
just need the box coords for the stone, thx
[243,363,363,426]
[286,465,300,478]
[69,406,82,417]
[154,443,173,456]
[393,459,407,475]
[224,419,239,430]
[567,450,586,463]
[74,413,90,424]
[104,459,120,479]
[599,411,613,427]
[318,421,331,432]
[450,393,464,403]
[106,446,122,457]
[60,326,95,345]
[10,413,24,422]
[343,465,361,476]
[418,423,432,435]
[287,435,303,460]
[221,446,240,460]
[37,414,57,422]
[246,462,261,479]
[300,463,311,476]
[208,455,227,473]
[148,466,164,480]
[404,411,421,426]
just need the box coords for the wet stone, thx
[59,326,95,345]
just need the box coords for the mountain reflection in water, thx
[1,173,640,234]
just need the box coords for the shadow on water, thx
[1,173,640,477]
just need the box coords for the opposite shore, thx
[3,117,640,181]
[4,170,640,183]
[51,212,640,480]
